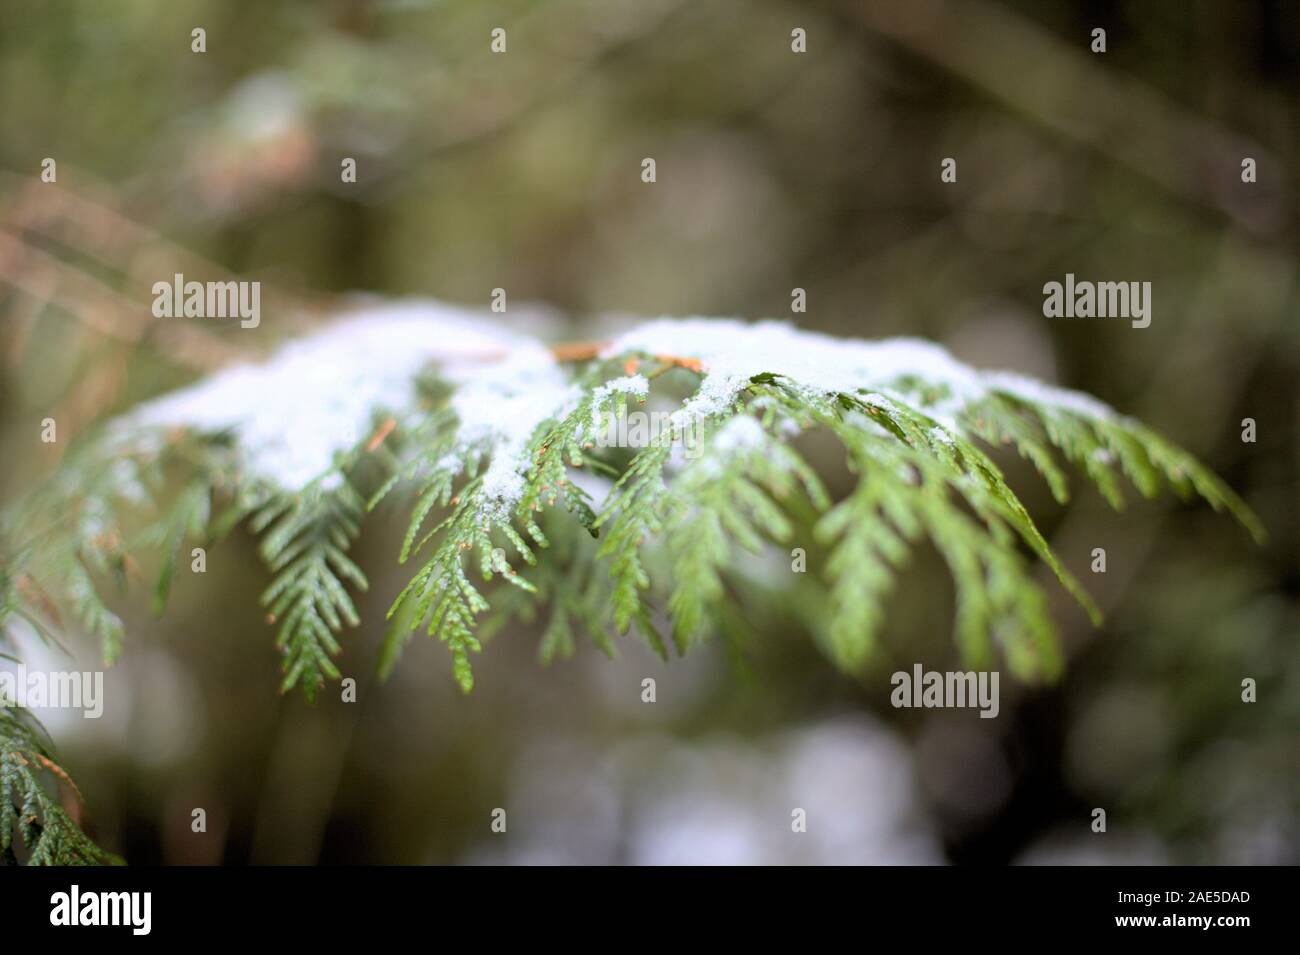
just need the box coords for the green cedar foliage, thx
[0,324,1263,863]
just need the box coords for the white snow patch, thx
[447,336,579,516]
[605,318,1115,429]
[710,415,766,454]
[589,374,649,429]
[606,319,986,425]
[980,371,1115,421]
[124,301,573,503]
[594,374,649,400]
[121,307,1116,506]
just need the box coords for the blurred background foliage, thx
[0,0,1296,864]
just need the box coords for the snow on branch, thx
[3,300,1263,700]
[0,299,1265,865]
[124,302,575,498]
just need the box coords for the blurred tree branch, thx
[853,0,1291,236]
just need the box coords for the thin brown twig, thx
[548,341,703,372]
[548,340,608,362]
[33,753,86,815]
[0,228,244,370]
[365,417,398,452]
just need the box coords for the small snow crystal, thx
[929,426,955,447]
